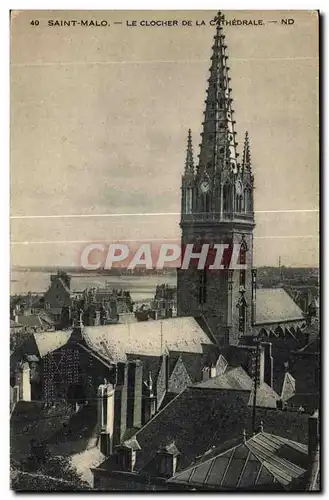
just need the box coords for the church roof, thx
[83,317,214,362]
[256,288,304,325]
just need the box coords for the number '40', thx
[30,20,39,26]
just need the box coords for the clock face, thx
[235,180,243,196]
[200,180,210,193]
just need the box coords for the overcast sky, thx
[10,10,319,268]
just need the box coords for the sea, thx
[10,269,177,303]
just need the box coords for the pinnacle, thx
[185,129,195,174]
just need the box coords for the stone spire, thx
[198,11,238,177]
[242,131,251,171]
[184,128,194,175]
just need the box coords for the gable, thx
[168,357,192,394]
[281,373,296,402]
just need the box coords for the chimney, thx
[95,310,100,327]
[113,362,128,446]
[114,437,141,472]
[156,442,180,478]
[126,360,143,430]
[308,410,319,461]
[16,362,31,402]
[142,371,156,425]
[97,381,115,456]
[260,342,273,388]
[209,365,217,379]
[202,366,210,382]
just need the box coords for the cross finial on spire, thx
[214,10,225,27]
[185,128,194,174]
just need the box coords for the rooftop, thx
[168,431,310,491]
[83,317,214,362]
[131,386,309,473]
[256,288,304,325]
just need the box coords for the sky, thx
[10,10,319,268]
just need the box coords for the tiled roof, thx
[132,386,310,474]
[83,317,214,362]
[33,330,72,357]
[256,288,304,325]
[168,432,309,491]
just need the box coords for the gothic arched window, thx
[236,194,243,213]
[223,183,232,217]
[185,188,193,214]
[245,187,253,213]
[203,193,210,213]
[239,241,247,287]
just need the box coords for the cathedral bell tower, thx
[177,12,255,346]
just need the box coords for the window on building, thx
[239,243,247,288]
[203,193,210,213]
[185,188,193,214]
[246,187,252,213]
[239,301,247,333]
[236,195,242,213]
[240,243,247,265]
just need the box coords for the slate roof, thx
[197,366,251,391]
[196,367,280,409]
[83,317,214,362]
[132,386,309,473]
[168,432,309,491]
[256,288,304,325]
